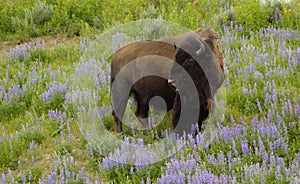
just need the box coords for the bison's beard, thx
[170,74,212,108]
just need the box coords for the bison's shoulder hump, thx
[112,41,176,61]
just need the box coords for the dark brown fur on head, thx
[194,28,225,74]
[170,28,225,133]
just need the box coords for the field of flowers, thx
[0,0,300,184]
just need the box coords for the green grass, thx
[0,0,299,183]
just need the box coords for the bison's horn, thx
[195,38,205,56]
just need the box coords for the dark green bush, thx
[0,0,299,40]
[31,2,54,25]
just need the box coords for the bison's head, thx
[169,28,224,106]
[194,28,224,73]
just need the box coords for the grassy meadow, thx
[0,0,299,183]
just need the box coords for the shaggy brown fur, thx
[170,29,224,133]
[110,28,224,134]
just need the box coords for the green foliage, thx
[40,93,66,113]
[28,166,43,183]
[233,0,272,30]
[0,0,299,183]
[55,141,73,154]
[1,0,299,41]
[20,127,46,145]
[0,100,26,120]
[29,48,47,62]
[217,9,236,26]
[140,5,159,19]
[31,2,54,25]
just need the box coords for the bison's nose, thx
[168,79,175,84]
[168,78,180,92]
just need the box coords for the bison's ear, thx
[173,42,177,50]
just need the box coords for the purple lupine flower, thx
[272,88,277,103]
[9,141,12,151]
[130,166,134,175]
[30,141,34,151]
[195,133,204,147]
[217,151,224,167]
[60,167,64,182]
[65,170,71,180]
[296,153,300,162]
[288,100,293,117]
[285,168,291,178]
[87,145,93,155]
[204,141,210,151]
[1,173,6,184]
[241,140,250,156]
[276,157,285,168]
[275,165,283,181]
[225,78,231,88]
[25,158,28,165]
[48,110,67,122]
[256,99,262,112]
[190,169,220,184]
[269,152,276,166]
[18,160,21,168]
[295,105,300,116]
[78,167,84,179]
[48,173,56,184]
[21,175,26,183]
[227,151,232,164]
[230,116,235,124]
[242,87,249,94]
[262,151,268,164]
[252,140,259,156]
[288,122,296,128]
[221,127,231,144]
[231,138,239,157]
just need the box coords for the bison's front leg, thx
[111,81,130,133]
[112,110,122,133]
[171,93,181,130]
[197,105,209,132]
[112,97,128,133]
[198,99,214,131]
[134,92,151,129]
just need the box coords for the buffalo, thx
[110,28,224,135]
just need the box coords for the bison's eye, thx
[186,58,194,65]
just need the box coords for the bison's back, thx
[111,41,176,83]
[111,40,177,111]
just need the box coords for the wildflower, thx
[48,173,56,184]
[231,138,239,157]
[295,105,300,116]
[1,173,6,184]
[242,87,249,94]
[241,140,250,156]
[269,152,276,166]
[275,165,282,181]
[30,141,34,151]
[256,99,262,112]
[21,175,26,183]
[217,151,224,165]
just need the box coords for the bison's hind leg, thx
[134,92,151,129]
[111,86,130,133]
[197,99,214,132]
[112,110,122,133]
[171,93,181,130]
